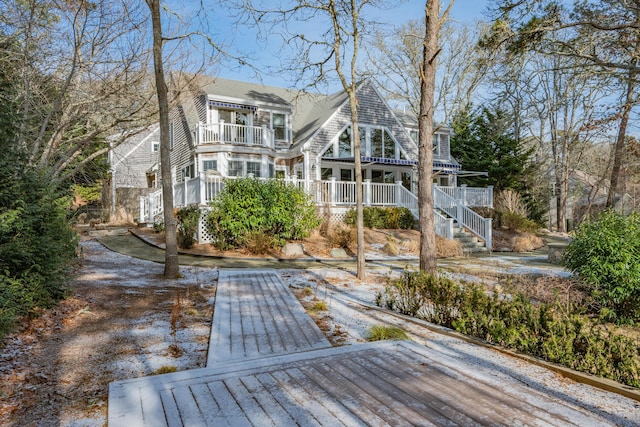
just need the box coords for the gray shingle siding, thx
[111,125,159,188]
[305,81,418,160]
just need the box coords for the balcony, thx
[195,122,274,148]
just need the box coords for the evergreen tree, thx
[451,105,547,221]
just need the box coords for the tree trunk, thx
[418,0,440,274]
[607,69,635,208]
[148,0,179,278]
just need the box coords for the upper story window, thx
[409,129,418,143]
[434,133,449,156]
[152,141,159,153]
[272,113,286,141]
[322,124,406,160]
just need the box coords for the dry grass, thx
[495,189,529,217]
[436,236,463,258]
[511,233,544,252]
[327,224,356,248]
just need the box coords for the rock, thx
[330,248,348,258]
[282,243,304,257]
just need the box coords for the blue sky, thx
[206,0,491,91]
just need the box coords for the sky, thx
[206,0,492,92]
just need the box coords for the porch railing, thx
[139,175,492,248]
[433,185,492,248]
[195,122,273,147]
[438,185,493,208]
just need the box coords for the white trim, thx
[208,94,293,112]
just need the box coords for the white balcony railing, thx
[195,122,273,147]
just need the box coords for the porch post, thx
[364,179,371,206]
[330,177,337,205]
[219,120,225,143]
[461,184,468,206]
[139,196,146,223]
[488,185,494,208]
[199,172,206,205]
[195,122,201,145]
[395,181,402,206]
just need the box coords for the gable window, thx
[152,141,159,153]
[338,127,352,157]
[409,129,418,143]
[370,128,396,159]
[272,113,286,141]
[433,133,443,156]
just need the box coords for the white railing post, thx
[460,184,467,206]
[219,120,225,143]
[196,122,201,145]
[261,125,268,147]
[364,179,371,206]
[488,185,494,208]
[139,196,146,223]
[485,218,493,251]
[199,173,206,205]
[330,177,337,205]
[395,181,403,206]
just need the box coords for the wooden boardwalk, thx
[108,268,620,426]
[207,269,331,366]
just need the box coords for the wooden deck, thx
[109,340,614,426]
[108,268,619,426]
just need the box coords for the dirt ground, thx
[0,237,218,427]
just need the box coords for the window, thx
[181,163,194,180]
[152,141,159,152]
[169,122,174,150]
[401,172,412,190]
[371,170,383,183]
[268,163,275,178]
[246,161,261,177]
[371,128,383,157]
[321,168,333,180]
[409,129,418,143]
[273,113,286,141]
[228,160,243,177]
[433,134,443,155]
[340,169,352,181]
[338,128,352,158]
[203,160,217,172]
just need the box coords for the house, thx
[111,74,493,249]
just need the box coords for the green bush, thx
[175,205,201,249]
[377,271,640,388]
[563,210,640,323]
[498,211,540,232]
[346,206,415,229]
[206,178,321,249]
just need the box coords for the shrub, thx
[377,271,640,388]
[327,224,355,248]
[563,210,640,323]
[175,205,201,249]
[241,230,277,254]
[511,233,544,252]
[499,211,540,232]
[346,206,415,229]
[206,178,321,249]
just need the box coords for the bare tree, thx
[369,18,491,123]
[418,0,454,273]
[146,0,179,278]
[492,0,640,209]
[0,0,158,182]
[242,0,388,280]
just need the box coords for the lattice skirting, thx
[195,206,350,244]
